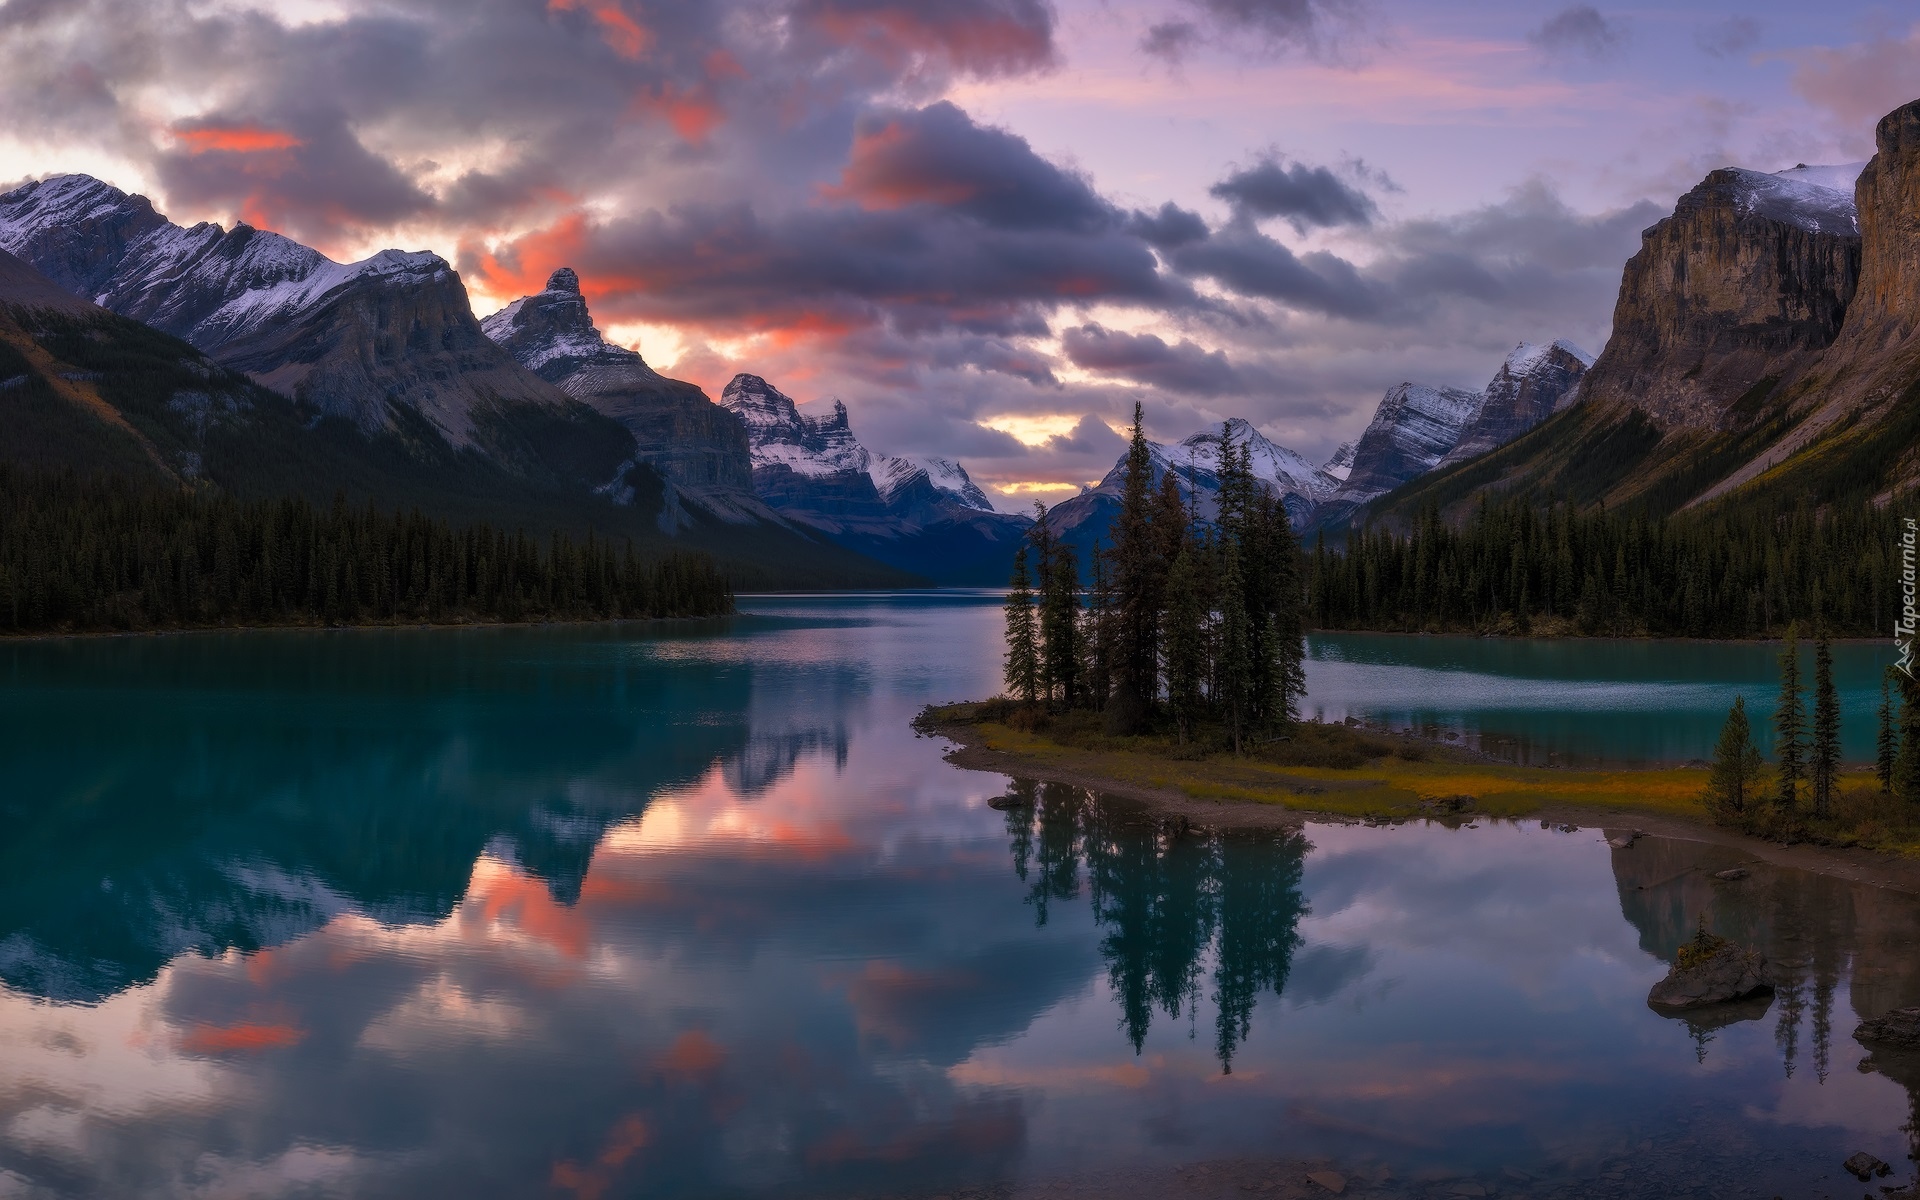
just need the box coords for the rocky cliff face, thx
[1576,167,1861,432]
[1313,382,1482,527]
[0,175,575,449]
[717,373,1030,583]
[482,269,763,519]
[1439,341,1592,467]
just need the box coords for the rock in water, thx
[1714,867,1750,881]
[1305,1171,1347,1195]
[1843,1151,1891,1180]
[1647,935,1775,1011]
[1854,1007,1920,1050]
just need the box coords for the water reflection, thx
[0,602,1916,1198]
[1000,781,1309,1071]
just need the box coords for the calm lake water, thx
[0,593,1914,1199]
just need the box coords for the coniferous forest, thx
[1004,406,1307,748]
[0,468,733,634]
[1308,494,1908,638]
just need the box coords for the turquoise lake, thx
[0,592,1914,1198]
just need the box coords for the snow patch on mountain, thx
[1321,441,1356,481]
[1773,162,1867,194]
[720,376,870,477]
[1724,167,1858,236]
[871,454,996,512]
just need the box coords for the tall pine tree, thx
[1164,546,1206,744]
[1105,402,1159,732]
[1809,627,1840,819]
[1879,671,1899,793]
[1703,696,1764,822]
[1774,622,1805,816]
[1004,543,1039,703]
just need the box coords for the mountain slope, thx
[718,373,1031,584]
[1311,383,1482,529]
[1438,341,1592,467]
[1044,419,1335,570]
[1359,150,1892,529]
[481,267,775,525]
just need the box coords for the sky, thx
[1,0,1918,508]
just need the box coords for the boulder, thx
[1305,1171,1347,1195]
[1854,1007,1920,1051]
[1844,1151,1891,1180]
[1648,937,1775,1011]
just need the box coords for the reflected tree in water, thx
[1000,780,1309,1070]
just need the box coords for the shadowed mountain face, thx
[1362,101,1920,524]
[482,270,771,524]
[1438,341,1592,467]
[0,175,575,449]
[718,373,1032,584]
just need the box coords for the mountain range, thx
[6,93,1920,587]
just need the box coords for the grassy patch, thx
[931,697,1920,856]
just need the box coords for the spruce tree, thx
[1040,537,1081,709]
[1081,540,1114,710]
[1899,673,1920,805]
[1004,543,1039,704]
[1163,546,1205,744]
[1809,627,1840,819]
[1878,671,1898,793]
[1703,696,1764,822]
[1774,622,1805,815]
[1104,402,1159,732]
[1219,542,1252,754]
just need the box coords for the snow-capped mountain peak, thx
[720,375,870,478]
[1718,166,1858,236]
[481,265,656,382]
[870,455,996,512]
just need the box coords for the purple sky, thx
[1,0,1915,506]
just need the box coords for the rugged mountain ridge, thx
[1439,341,1592,466]
[1043,419,1338,569]
[1362,106,1920,528]
[1312,382,1483,529]
[0,182,914,588]
[481,268,771,524]
[717,373,1030,583]
[0,175,573,449]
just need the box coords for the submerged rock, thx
[1714,867,1750,881]
[1648,933,1775,1011]
[1305,1170,1347,1195]
[1854,1007,1920,1050]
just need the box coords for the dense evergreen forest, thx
[1309,495,1906,638]
[0,468,733,634]
[1005,408,1307,746]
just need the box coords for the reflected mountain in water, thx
[0,627,757,1001]
[1000,779,1312,1071]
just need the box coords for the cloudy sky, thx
[1,0,1916,505]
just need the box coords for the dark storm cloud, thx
[1527,6,1626,60]
[1060,324,1249,397]
[156,110,435,248]
[1167,223,1378,319]
[1128,202,1210,249]
[829,101,1111,233]
[1209,155,1378,233]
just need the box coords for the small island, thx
[923,410,1920,878]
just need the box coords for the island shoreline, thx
[918,705,1920,895]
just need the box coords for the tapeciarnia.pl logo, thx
[1901,517,1918,679]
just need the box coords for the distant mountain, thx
[1358,132,1906,527]
[1311,383,1483,529]
[1438,341,1592,467]
[1043,418,1336,568]
[0,179,913,588]
[481,267,772,526]
[1321,441,1356,482]
[718,374,1030,584]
